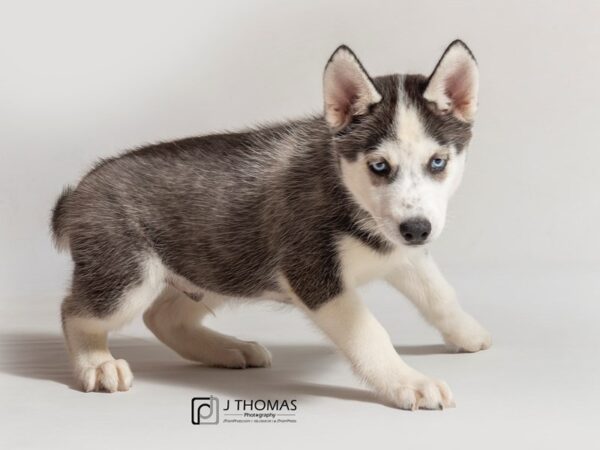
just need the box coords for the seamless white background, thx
[1,1,599,449]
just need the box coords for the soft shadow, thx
[394,344,451,355]
[0,332,379,405]
[0,332,446,407]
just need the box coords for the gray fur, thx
[51,185,74,249]
[52,55,473,317]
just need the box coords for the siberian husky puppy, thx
[52,40,490,410]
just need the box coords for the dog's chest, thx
[337,236,406,287]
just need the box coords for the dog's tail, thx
[50,186,74,252]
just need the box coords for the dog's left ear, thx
[423,40,479,122]
[323,45,382,131]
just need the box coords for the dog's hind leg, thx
[62,304,134,392]
[62,256,166,392]
[386,250,492,352]
[143,287,271,369]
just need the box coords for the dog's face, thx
[323,41,479,246]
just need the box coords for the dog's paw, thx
[443,313,492,353]
[240,341,272,368]
[389,375,455,410]
[209,341,272,369]
[76,358,133,393]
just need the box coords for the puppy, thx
[52,40,491,410]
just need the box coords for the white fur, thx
[341,99,467,246]
[337,234,409,286]
[63,313,135,392]
[65,254,276,392]
[315,237,489,409]
[143,287,272,368]
[64,255,166,392]
[325,69,488,409]
[385,249,491,352]
[295,289,454,410]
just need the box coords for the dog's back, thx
[54,119,327,311]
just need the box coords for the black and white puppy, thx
[52,40,491,410]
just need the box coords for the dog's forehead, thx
[393,105,442,163]
[396,103,427,144]
[370,85,440,162]
[400,74,473,151]
[333,74,472,161]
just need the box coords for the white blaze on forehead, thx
[396,104,427,144]
[392,97,441,162]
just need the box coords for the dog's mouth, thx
[405,241,429,247]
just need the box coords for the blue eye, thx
[429,157,447,172]
[369,160,390,175]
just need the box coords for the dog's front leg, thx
[304,290,454,410]
[386,250,491,352]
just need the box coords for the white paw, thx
[443,313,492,353]
[389,375,455,410]
[76,359,133,393]
[209,341,272,369]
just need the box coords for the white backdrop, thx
[1,0,599,300]
[3,3,600,449]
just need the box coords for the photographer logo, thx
[190,395,298,425]
[191,396,219,425]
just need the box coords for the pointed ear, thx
[423,40,479,122]
[323,45,382,130]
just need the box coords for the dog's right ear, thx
[323,45,382,131]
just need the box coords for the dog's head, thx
[324,41,478,246]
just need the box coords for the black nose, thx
[399,218,431,245]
